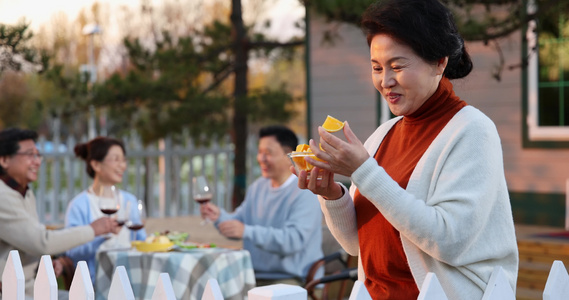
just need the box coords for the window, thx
[525,0,569,145]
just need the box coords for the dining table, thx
[94,246,256,300]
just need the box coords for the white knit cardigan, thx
[319,106,519,300]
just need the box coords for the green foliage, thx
[105,26,230,143]
[302,0,374,25]
[246,87,299,123]
[305,0,569,42]
[0,21,46,74]
[0,21,91,136]
[92,12,300,147]
[91,22,231,145]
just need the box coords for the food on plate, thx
[177,242,217,250]
[145,235,171,244]
[321,115,345,132]
[134,231,189,252]
[166,231,189,244]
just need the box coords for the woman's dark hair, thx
[361,0,473,79]
[74,136,126,178]
[0,128,38,175]
[259,125,298,153]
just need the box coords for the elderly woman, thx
[296,0,518,299]
[64,136,146,283]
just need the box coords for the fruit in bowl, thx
[133,234,175,252]
[289,144,326,174]
[290,115,345,177]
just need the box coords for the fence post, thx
[543,260,569,300]
[37,136,47,223]
[348,280,372,300]
[33,255,58,300]
[2,250,26,300]
[481,266,515,300]
[108,266,135,300]
[417,273,448,300]
[151,273,176,300]
[248,284,306,300]
[69,261,95,300]
[201,278,224,300]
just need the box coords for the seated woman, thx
[64,136,146,283]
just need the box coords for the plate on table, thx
[132,241,175,252]
[175,242,219,253]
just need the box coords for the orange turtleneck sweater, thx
[353,77,467,299]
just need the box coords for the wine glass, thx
[126,199,146,241]
[97,185,120,216]
[193,175,213,225]
[96,185,120,240]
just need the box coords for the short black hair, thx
[361,0,473,79]
[259,125,298,152]
[0,128,38,175]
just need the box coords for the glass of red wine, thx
[193,175,213,225]
[97,185,120,240]
[126,200,146,241]
[98,185,120,216]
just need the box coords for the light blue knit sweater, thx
[216,175,323,280]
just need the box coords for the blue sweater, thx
[216,175,323,280]
[64,189,146,282]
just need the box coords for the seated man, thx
[201,125,323,286]
[0,128,120,298]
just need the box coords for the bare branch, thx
[248,40,304,50]
[201,63,235,96]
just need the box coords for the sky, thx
[0,0,305,76]
[0,0,305,39]
[0,0,135,28]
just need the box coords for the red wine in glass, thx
[98,185,120,217]
[195,196,211,204]
[127,199,146,243]
[193,175,213,225]
[116,220,126,226]
[127,223,144,230]
[101,208,119,216]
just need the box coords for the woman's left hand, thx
[295,166,344,200]
[306,121,369,177]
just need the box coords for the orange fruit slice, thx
[291,154,309,170]
[295,144,310,152]
[322,115,344,132]
[290,152,326,172]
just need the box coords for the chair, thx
[304,248,358,300]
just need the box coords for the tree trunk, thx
[231,0,248,209]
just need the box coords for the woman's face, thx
[92,145,127,185]
[370,34,447,116]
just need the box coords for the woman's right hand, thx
[200,203,220,222]
[307,121,369,178]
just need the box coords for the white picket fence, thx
[3,249,569,300]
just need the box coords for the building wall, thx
[308,15,377,144]
[454,35,569,196]
[309,16,569,226]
